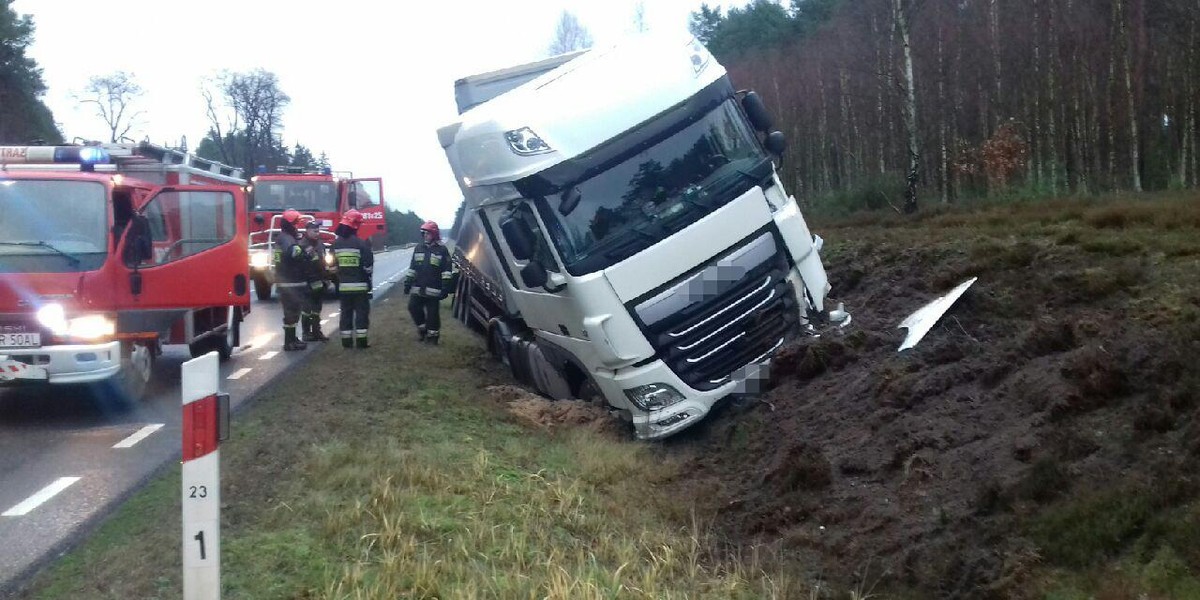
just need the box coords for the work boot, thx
[355,335,370,349]
[426,330,439,345]
[341,333,353,349]
[301,316,318,342]
[310,319,330,342]
[416,325,427,341]
[283,327,307,351]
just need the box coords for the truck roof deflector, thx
[897,276,978,351]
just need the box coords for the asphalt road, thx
[0,247,413,597]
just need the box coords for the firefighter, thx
[403,221,453,344]
[275,209,309,351]
[332,210,374,349]
[299,219,330,342]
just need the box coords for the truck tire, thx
[111,342,153,403]
[489,326,511,369]
[254,275,272,301]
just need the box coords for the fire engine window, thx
[351,180,381,210]
[139,190,237,265]
[0,180,108,273]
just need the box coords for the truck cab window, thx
[511,203,560,275]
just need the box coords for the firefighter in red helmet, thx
[403,220,453,344]
[331,209,374,348]
[299,217,331,343]
[275,209,309,351]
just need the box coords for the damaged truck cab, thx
[441,35,848,439]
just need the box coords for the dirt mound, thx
[486,385,626,437]
[656,213,1200,598]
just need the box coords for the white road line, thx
[227,367,252,380]
[113,424,164,449]
[259,351,279,360]
[327,311,340,317]
[3,477,81,517]
[319,319,328,325]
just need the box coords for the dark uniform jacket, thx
[274,230,306,285]
[300,235,328,289]
[404,241,453,298]
[332,235,374,294]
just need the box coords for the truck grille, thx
[630,231,798,391]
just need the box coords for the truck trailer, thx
[441,34,849,440]
[0,142,252,401]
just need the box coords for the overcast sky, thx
[13,0,746,226]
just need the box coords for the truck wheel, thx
[113,342,153,403]
[489,326,511,369]
[254,275,272,301]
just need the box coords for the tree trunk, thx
[895,0,920,213]
[990,0,1003,132]
[1117,0,1143,191]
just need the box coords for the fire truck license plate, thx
[0,333,40,348]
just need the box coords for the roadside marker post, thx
[181,352,230,600]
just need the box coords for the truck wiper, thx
[0,241,81,265]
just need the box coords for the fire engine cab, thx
[0,142,251,401]
[246,166,385,300]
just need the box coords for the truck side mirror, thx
[348,190,357,208]
[741,91,774,133]
[130,271,143,296]
[500,216,536,261]
[765,131,787,157]
[520,261,549,289]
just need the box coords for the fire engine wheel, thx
[113,343,153,403]
[254,275,272,301]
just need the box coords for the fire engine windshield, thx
[517,97,773,276]
[0,180,108,273]
[251,181,337,213]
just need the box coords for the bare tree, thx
[894,0,921,213]
[201,69,290,175]
[548,10,593,56]
[75,71,144,143]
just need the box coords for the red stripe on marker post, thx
[182,394,220,461]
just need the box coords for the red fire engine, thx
[246,167,385,300]
[0,142,251,401]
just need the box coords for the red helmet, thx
[420,221,440,241]
[281,209,302,226]
[340,209,364,229]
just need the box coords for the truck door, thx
[115,186,249,308]
[347,178,385,245]
[490,203,586,342]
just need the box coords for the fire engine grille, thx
[630,231,798,391]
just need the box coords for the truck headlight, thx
[37,304,115,339]
[504,127,553,156]
[624,383,686,412]
[250,251,270,268]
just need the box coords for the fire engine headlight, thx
[250,250,270,268]
[624,383,686,412]
[504,127,553,156]
[36,304,115,339]
[67,314,116,340]
[324,252,334,266]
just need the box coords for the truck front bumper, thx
[595,355,773,441]
[0,340,122,385]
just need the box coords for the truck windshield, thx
[0,180,108,273]
[251,181,337,213]
[521,99,773,276]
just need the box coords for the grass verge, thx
[18,292,817,599]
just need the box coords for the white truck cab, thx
[441,34,848,439]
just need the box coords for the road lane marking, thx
[113,424,164,449]
[227,367,252,380]
[259,351,279,360]
[320,319,328,325]
[327,311,340,317]
[3,477,81,517]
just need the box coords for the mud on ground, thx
[654,198,1200,598]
